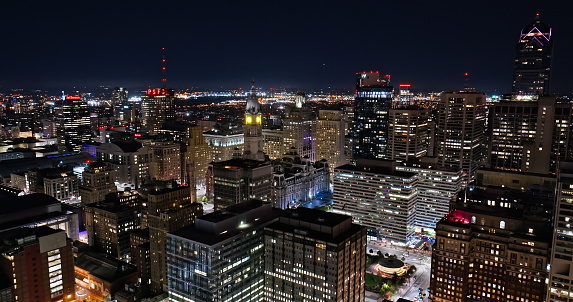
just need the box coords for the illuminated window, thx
[500,221,505,229]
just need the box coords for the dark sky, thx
[1,0,572,94]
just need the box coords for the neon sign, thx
[66,96,81,100]
[147,88,171,95]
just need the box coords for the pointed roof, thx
[520,14,552,43]
[245,79,260,114]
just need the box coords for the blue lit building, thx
[353,71,393,159]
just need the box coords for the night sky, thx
[1,0,572,94]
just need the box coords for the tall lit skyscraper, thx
[388,106,429,162]
[55,95,91,153]
[316,108,348,173]
[436,91,486,184]
[512,14,553,95]
[141,88,175,136]
[353,71,393,159]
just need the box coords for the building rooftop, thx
[211,158,270,170]
[113,141,143,153]
[75,252,137,283]
[336,163,416,178]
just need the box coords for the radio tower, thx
[162,47,167,87]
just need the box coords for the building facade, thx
[353,72,393,159]
[333,159,418,243]
[79,162,117,205]
[316,108,348,173]
[264,208,366,302]
[512,15,553,95]
[388,107,429,162]
[166,200,281,302]
[141,88,175,136]
[436,91,486,184]
[96,141,153,189]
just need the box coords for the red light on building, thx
[464,72,469,76]
[134,133,142,137]
[385,74,391,78]
[147,88,171,95]
[66,96,81,100]
[399,84,411,87]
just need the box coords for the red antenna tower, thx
[161,47,167,87]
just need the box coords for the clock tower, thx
[243,80,265,161]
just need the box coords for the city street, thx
[365,242,432,302]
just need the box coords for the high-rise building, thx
[42,169,79,203]
[55,95,91,153]
[79,161,117,205]
[333,159,417,243]
[316,108,348,173]
[353,71,393,159]
[84,201,138,262]
[203,131,244,162]
[430,205,551,302]
[264,208,367,302]
[166,200,281,302]
[139,184,203,293]
[388,106,429,162]
[436,91,486,184]
[395,158,463,230]
[130,228,150,286]
[512,14,553,95]
[96,141,153,189]
[141,88,175,136]
[149,140,181,182]
[182,125,211,198]
[262,128,284,160]
[548,162,573,301]
[0,227,76,302]
[489,95,573,174]
[283,92,316,162]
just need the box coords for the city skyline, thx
[1,1,573,94]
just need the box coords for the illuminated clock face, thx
[246,116,252,124]
[256,116,261,124]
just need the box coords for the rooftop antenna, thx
[161,47,167,88]
[464,72,469,90]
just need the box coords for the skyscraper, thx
[388,106,429,162]
[512,14,553,95]
[316,108,348,174]
[55,95,91,153]
[436,91,486,184]
[141,88,175,136]
[353,71,393,159]
[283,92,316,161]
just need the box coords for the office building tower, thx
[79,161,117,205]
[396,158,463,230]
[42,169,79,203]
[430,206,551,302]
[436,91,486,184]
[333,159,417,243]
[316,108,348,174]
[264,208,366,302]
[130,228,151,286]
[112,87,133,124]
[0,227,76,302]
[353,71,393,159]
[141,88,175,136]
[548,162,573,301]
[84,201,138,262]
[182,126,211,196]
[55,95,91,153]
[283,92,316,162]
[166,200,281,302]
[271,151,330,209]
[139,184,203,293]
[97,140,152,189]
[207,159,272,211]
[149,140,181,182]
[489,95,573,174]
[262,128,284,160]
[512,14,553,95]
[203,131,244,162]
[388,106,429,162]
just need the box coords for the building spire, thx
[161,47,167,87]
[245,78,260,114]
